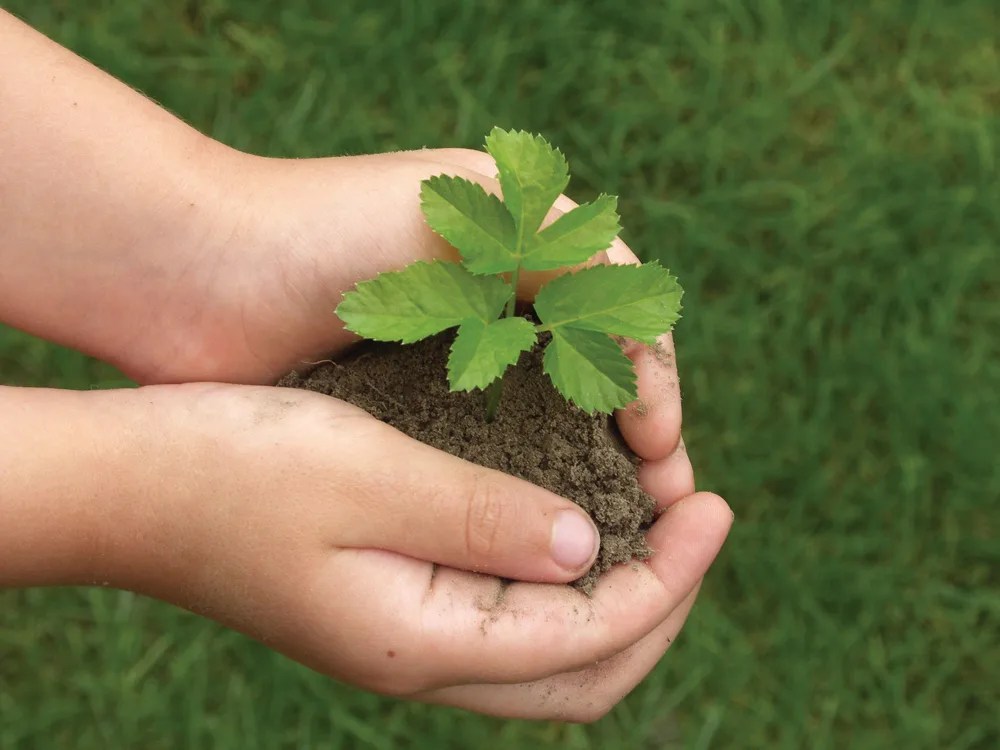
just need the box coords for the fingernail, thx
[550,510,599,571]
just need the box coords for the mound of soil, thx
[279,331,655,592]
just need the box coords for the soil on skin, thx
[279,331,655,593]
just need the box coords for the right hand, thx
[103,383,731,722]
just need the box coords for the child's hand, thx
[99,383,730,721]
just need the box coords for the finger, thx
[638,437,695,511]
[413,585,700,722]
[611,331,682,461]
[328,491,731,690]
[337,420,600,583]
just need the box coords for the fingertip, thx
[605,239,641,266]
[549,508,601,576]
[616,399,680,461]
[644,491,733,586]
[615,383,681,463]
[690,491,735,533]
[663,491,734,537]
[615,333,682,461]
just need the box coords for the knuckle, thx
[464,472,508,566]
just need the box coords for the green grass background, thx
[1,0,997,747]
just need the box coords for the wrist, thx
[0,386,145,588]
[104,137,258,384]
[73,383,219,599]
[0,13,258,384]
[113,145,306,386]
[87,383,258,604]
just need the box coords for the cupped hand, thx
[111,382,730,722]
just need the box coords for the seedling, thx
[336,128,682,421]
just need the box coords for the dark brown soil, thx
[279,331,655,592]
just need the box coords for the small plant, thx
[336,128,683,420]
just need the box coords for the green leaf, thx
[543,328,636,413]
[533,262,683,344]
[336,261,511,343]
[522,194,621,271]
[448,317,537,391]
[485,128,569,239]
[420,175,518,274]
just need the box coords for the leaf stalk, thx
[484,265,522,422]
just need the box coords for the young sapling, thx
[336,128,683,420]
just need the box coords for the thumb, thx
[346,427,600,583]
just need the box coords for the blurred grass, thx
[1,0,998,747]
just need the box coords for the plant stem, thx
[484,378,503,422]
[484,266,522,423]
[503,266,521,318]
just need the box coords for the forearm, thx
[0,385,141,587]
[0,11,236,374]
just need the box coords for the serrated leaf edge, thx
[542,328,637,414]
[335,260,511,343]
[533,261,682,344]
